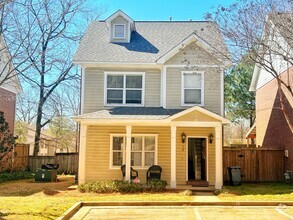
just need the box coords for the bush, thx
[0,171,34,183]
[147,179,167,192]
[78,180,144,193]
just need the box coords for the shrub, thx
[147,179,167,192]
[0,171,34,183]
[78,180,144,193]
[180,190,193,196]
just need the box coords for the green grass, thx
[219,182,293,201]
[0,176,193,219]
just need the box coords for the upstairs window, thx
[105,72,145,106]
[181,71,204,106]
[114,24,125,39]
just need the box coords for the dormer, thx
[105,10,135,43]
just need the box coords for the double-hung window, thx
[110,135,157,168]
[113,24,125,39]
[181,71,204,106]
[105,72,144,106]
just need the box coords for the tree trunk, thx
[33,100,43,156]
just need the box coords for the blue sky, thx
[94,0,236,21]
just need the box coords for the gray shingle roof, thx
[74,21,229,63]
[74,107,183,120]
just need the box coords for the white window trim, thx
[104,72,145,107]
[113,24,126,39]
[181,71,205,107]
[109,134,158,170]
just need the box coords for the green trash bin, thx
[35,169,57,182]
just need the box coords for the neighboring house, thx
[250,13,293,170]
[17,123,76,156]
[0,36,21,133]
[73,10,231,189]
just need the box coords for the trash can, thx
[228,166,241,186]
[35,164,59,182]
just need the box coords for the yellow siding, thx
[166,67,222,114]
[166,42,220,65]
[83,68,161,113]
[176,127,215,185]
[173,111,220,122]
[85,125,216,186]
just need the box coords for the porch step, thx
[187,180,209,187]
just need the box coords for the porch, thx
[75,107,229,190]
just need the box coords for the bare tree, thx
[4,0,96,155]
[205,0,293,132]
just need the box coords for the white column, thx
[170,125,177,188]
[215,124,223,189]
[125,126,132,181]
[78,123,87,184]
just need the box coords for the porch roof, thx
[73,106,230,124]
[74,107,183,120]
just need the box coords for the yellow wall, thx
[85,125,215,186]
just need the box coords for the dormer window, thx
[114,24,125,39]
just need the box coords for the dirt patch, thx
[0,176,75,197]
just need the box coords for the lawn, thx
[219,183,293,201]
[0,176,193,220]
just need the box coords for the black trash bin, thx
[228,166,241,186]
[35,164,59,182]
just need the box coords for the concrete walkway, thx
[193,192,221,202]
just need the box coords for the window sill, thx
[181,103,204,107]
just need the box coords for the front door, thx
[188,138,206,181]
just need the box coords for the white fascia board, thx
[156,34,197,64]
[105,10,135,30]
[72,61,162,69]
[156,33,232,68]
[74,119,171,126]
[249,64,261,91]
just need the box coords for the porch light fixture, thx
[209,133,214,144]
[181,132,186,143]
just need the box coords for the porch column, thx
[78,124,87,184]
[215,124,223,189]
[125,125,132,181]
[170,125,177,188]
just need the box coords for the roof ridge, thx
[98,20,213,23]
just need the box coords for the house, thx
[0,36,21,134]
[73,10,231,189]
[250,13,293,170]
[16,122,76,156]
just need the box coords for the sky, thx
[94,0,236,21]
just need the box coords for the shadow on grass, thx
[222,182,293,196]
[0,176,75,197]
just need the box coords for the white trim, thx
[215,125,223,189]
[105,10,134,29]
[78,124,87,184]
[169,106,230,123]
[186,136,209,182]
[104,71,145,107]
[156,34,231,67]
[220,69,224,116]
[170,125,177,188]
[162,66,167,108]
[249,64,261,91]
[80,66,85,115]
[181,71,205,107]
[109,133,158,170]
[164,64,220,68]
[171,121,222,128]
[113,24,126,39]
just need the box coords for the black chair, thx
[146,165,162,184]
[121,165,138,180]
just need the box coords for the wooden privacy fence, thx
[13,144,30,170]
[223,147,285,182]
[29,153,79,174]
